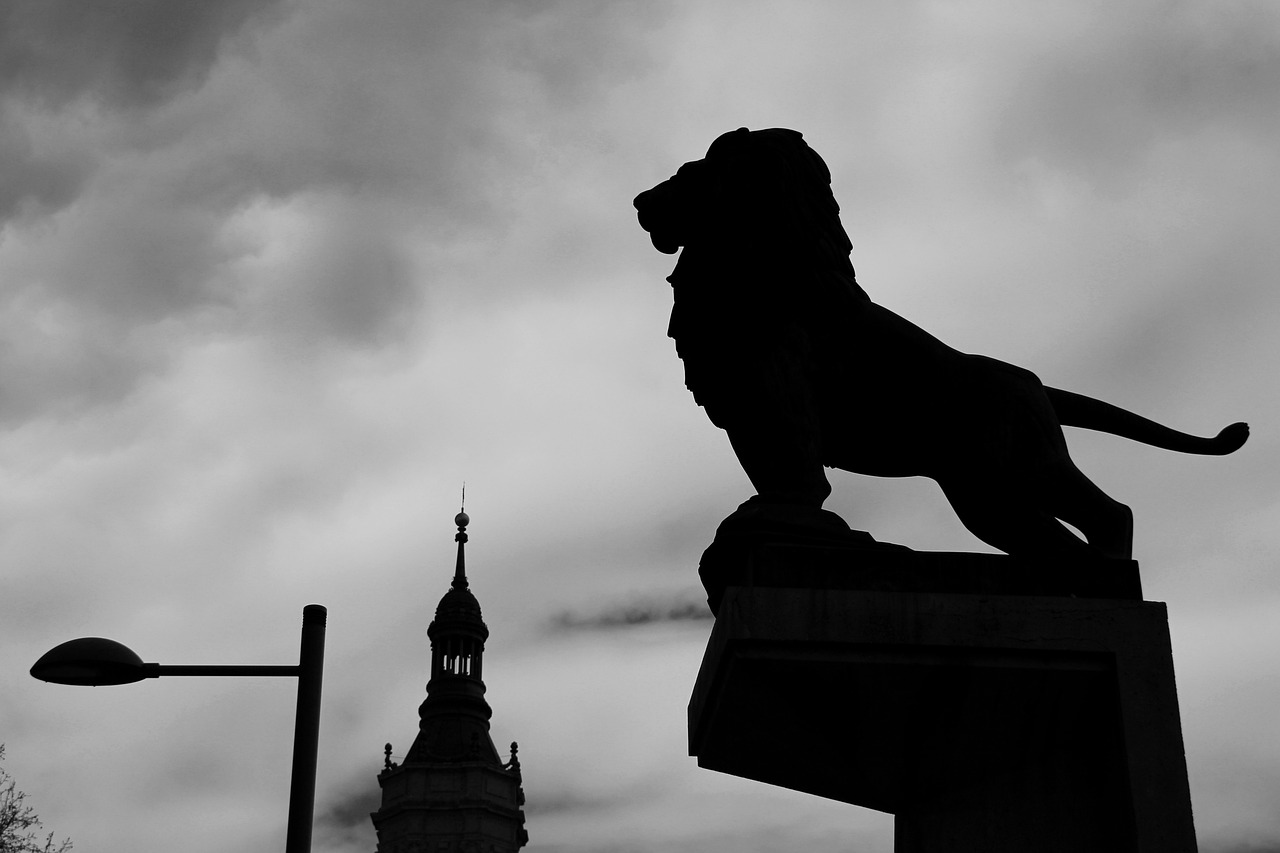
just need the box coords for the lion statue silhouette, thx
[634,127,1248,560]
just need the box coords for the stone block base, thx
[689,542,1196,853]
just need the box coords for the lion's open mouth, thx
[647,231,680,254]
[634,188,682,254]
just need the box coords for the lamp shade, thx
[31,637,148,686]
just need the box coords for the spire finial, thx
[453,486,469,590]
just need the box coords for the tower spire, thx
[453,487,469,590]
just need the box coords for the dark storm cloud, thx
[549,588,712,631]
[313,782,381,850]
[0,298,159,424]
[993,2,1280,181]
[0,0,294,419]
[270,224,419,349]
[233,200,424,350]
[0,107,89,221]
[0,0,286,109]
[0,2,471,419]
[0,189,245,422]
[0,0,669,425]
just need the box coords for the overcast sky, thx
[2,1,1277,851]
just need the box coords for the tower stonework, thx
[371,512,528,853]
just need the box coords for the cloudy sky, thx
[2,1,1277,851]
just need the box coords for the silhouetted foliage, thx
[0,746,72,853]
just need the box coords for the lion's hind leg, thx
[938,481,1100,561]
[1045,466,1133,561]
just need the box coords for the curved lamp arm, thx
[30,637,301,684]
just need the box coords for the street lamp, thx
[31,604,327,853]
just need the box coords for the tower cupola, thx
[414,510,498,764]
[427,512,489,682]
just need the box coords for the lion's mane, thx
[660,129,868,417]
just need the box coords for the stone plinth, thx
[689,539,1196,853]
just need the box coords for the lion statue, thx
[634,127,1248,560]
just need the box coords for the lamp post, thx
[30,604,327,853]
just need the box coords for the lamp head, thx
[31,637,149,686]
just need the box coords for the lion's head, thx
[634,127,856,282]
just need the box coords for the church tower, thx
[371,510,528,853]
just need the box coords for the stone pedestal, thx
[689,538,1197,853]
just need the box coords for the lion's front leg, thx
[690,334,831,509]
[722,419,831,508]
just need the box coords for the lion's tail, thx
[1046,387,1249,455]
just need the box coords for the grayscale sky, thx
[2,2,1277,852]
